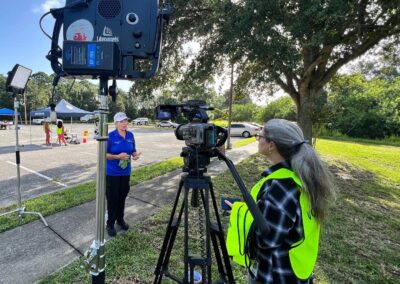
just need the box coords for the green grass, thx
[313,138,400,283]
[40,154,265,284]
[40,138,400,283]
[319,135,400,147]
[0,157,184,233]
[0,139,255,234]
[130,157,183,186]
[232,137,256,148]
[211,120,229,127]
[0,182,96,233]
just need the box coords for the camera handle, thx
[214,149,270,235]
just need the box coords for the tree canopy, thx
[152,0,400,139]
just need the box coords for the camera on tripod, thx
[156,100,227,150]
[156,100,227,174]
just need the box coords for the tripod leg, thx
[154,179,185,284]
[210,224,227,281]
[197,188,216,283]
[208,181,235,283]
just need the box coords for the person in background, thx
[44,122,51,145]
[106,112,141,237]
[225,119,334,283]
[56,120,67,146]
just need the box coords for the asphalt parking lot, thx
[0,123,240,209]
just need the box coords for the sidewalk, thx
[0,143,258,284]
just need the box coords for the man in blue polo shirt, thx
[106,112,141,237]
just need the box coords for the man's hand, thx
[132,151,141,160]
[118,152,130,160]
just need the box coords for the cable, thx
[68,78,76,94]
[46,224,85,256]
[39,11,53,41]
[127,194,161,208]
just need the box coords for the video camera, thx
[156,100,227,174]
[156,100,227,150]
[44,0,171,80]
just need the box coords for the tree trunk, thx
[297,86,316,141]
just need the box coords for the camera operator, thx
[225,119,334,283]
[106,112,141,237]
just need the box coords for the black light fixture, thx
[6,64,32,95]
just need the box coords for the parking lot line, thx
[6,161,68,187]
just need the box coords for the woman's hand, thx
[224,200,233,215]
[132,152,141,160]
[118,152,130,160]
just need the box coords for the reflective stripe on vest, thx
[225,168,320,280]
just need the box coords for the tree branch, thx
[276,75,300,105]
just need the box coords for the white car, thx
[156,120,179,128]
[228,122,262,138]
[132,117,149,125]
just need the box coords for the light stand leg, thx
[83,77,108,284]
[0,95,48,227]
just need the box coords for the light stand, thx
[83,77,112,284]
[0,64,48,226]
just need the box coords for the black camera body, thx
[156,100,227,174]
[156,100,227,150]
[176,123,221,149]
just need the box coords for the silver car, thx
[156,120,179,128]
[228,122,262,138]
[132,117,149,125]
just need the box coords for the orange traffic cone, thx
[82,130,88,143]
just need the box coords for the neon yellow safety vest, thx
[226,168,320,280]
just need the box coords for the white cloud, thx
[33,0,65,13]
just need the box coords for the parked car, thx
[156,120,179,128]
[228,122,261,138]
[132,117,149,125]
[249,122,263,130]
[80,114,95,122]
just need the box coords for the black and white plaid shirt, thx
[248,161,311,284]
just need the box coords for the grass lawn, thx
[0,157,183,233]
[40,138,399,283]
[0,137,251,233]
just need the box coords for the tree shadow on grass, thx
[316,161,400,283]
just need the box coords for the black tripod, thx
[154,149,235,284]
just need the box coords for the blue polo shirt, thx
[106,129,136,176]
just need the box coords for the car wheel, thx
[242,131,250,138]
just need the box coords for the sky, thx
[0,1,375,103]
[0,0,133,91]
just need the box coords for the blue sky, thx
[0,0,133,91]
[0,0,64,76]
